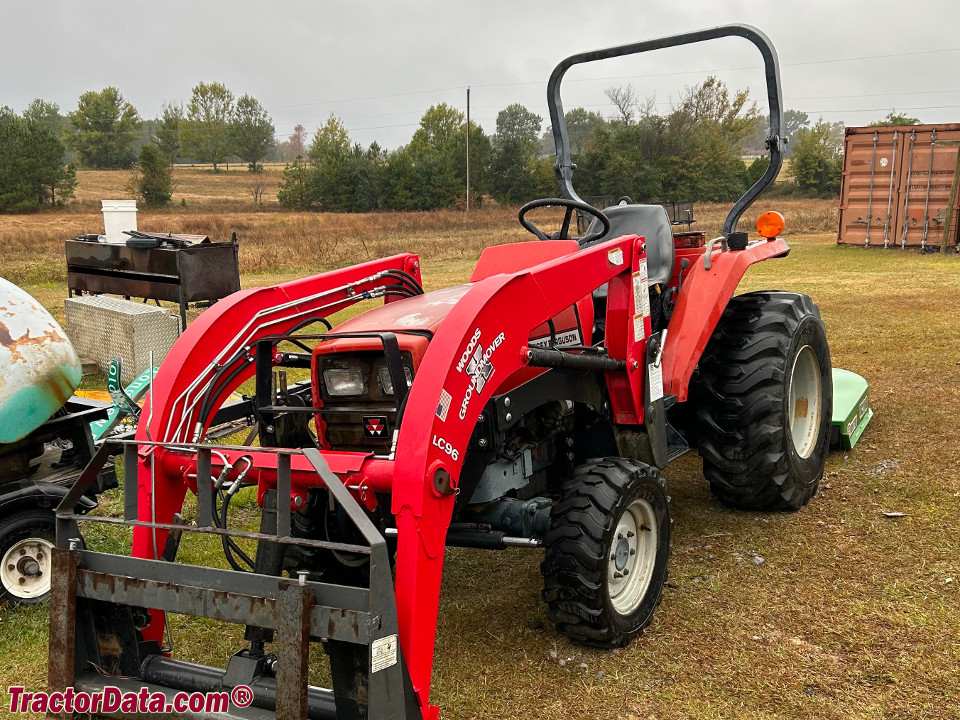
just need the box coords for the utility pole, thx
[466,86,471,212]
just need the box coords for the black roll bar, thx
[547,23,784,237]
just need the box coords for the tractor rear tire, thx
[541,458,670,648]
[0,510,56,606]
[694,291,832,511]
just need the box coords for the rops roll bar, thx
[547,24,784,238]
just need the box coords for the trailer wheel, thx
[541,458,670,647]
[694,291,832,511]
[0,510,56,606]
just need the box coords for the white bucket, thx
[101,199,138,243]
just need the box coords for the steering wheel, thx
[518,198,611,247]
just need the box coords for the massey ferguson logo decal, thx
[362,415,389,438]
[457,329,505,420]
[529,328,581,349]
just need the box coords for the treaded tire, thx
[540,458,670,647]
[0,510,56,606]
[694,291,832,511]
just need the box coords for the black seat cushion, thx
[584,204,676,341]
[584,204,675,287]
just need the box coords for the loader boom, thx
[126,236,651,715]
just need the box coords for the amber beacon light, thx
[756,211,785,239]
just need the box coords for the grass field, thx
[0,169,958,719]
[70,165,287,210]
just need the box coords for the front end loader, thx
[48,25,834,720]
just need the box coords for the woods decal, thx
[456,328,483,373]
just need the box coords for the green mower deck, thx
[831,368,873,450]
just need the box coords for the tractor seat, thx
[583,204,675,287]
[584,204,675,341]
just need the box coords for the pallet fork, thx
[49,441,422,719]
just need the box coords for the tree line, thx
[1,75,922,213]
[278,102,555,212]
[0,101,77,211]
[277,77,885,212]
[1,82,277,211]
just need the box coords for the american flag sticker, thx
[436,389,453,422]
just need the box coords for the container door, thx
[838,128,904,247]
[897,128,960,249]
[926,130,960,250]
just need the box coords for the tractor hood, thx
[332,284,472,336]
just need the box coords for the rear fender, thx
[662,238,790,401]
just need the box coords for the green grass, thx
[2,222,959,719]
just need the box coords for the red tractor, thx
[49,25,831,720]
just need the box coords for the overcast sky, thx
[3,0,960,149]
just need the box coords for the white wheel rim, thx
[607,498,659,614]
[1,537,55,600]
[788,345,823,459]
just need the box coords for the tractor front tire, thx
[0,510,56,606]
[694,291,832,511]
[541,458,670,648]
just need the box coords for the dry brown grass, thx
[0,206,527,286]
[0,189,838,287]
[690,197,836,238]
[72,165,286,209]
[3,186,958,720]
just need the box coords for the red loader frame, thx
[116,231,784,718]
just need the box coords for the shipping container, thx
[837,124,960,250]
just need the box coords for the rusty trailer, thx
[838,123,960,251]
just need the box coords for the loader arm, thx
[387,233,647,710]
[132,254,422,604]
[125,237,649,718]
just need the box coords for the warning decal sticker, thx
[372,634,398,673]
[648,362,664,402]
[633,261,650,342]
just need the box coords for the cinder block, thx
[64,296,180,384]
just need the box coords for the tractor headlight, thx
[323,368,366,396]
[378,366,413,395]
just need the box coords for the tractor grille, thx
[322,405,397,453]
[315,350,413,454]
